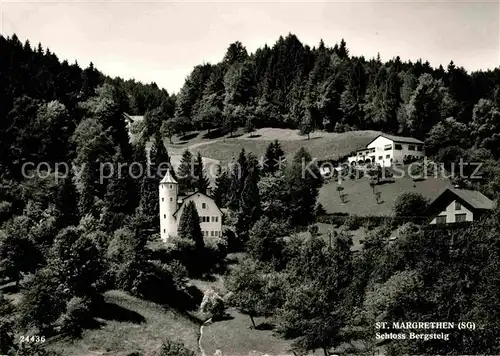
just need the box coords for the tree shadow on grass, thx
[95,302,146,324]
[301,136,322,141]
[202,128,224,139]
[255,322,275,331]
[247,134,262,138]
[179,132,199,141]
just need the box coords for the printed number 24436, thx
[20,335,45,343]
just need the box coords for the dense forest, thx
[1,32,500,356]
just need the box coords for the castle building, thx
[159,170,223,242]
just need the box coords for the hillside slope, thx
[46,290,200,356]
[167,128,381,164]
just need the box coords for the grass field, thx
[165,128,382,164]
[47,290,200,356]
[201,308,293,356]
[319,172,453,216]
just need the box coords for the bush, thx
[308,224,319,236]
[204,236,228,271]
[0,201,12,223]
[393,192,429,225]
[19,268,67,333]
[156,340,196,356]
[343,215,362,230]
[200,288,225,320]
[59,297,92,336]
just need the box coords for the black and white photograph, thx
[0,0,499,355]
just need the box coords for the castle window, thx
[163,229,165,233]
[215,216,219,222]
[211,231,214,237]
[162,198,164,202]
[202,203,207,209]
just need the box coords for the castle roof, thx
[160,170,177,184]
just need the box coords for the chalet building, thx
[159,170,223,242]
[347,134,425,167]
[428,188,494,225]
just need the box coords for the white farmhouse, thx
[347,134,425,167]
[159,170,222,242]
[428,188,494,225]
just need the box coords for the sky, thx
[1,0,499,94]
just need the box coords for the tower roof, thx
[160,170,177,184]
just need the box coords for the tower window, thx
[170,197,173,202]
[169,184,172,189]
[164,214,166,219]
[163,229,165,233]
[162,198,164,202]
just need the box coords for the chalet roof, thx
[367,134,424,146]
[430,188,494,211]
[160,170,177,184]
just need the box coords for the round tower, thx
[159,170,178,242]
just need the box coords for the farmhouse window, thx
[395,144,402,150]
[384,144,392,151]
[378,156,383,160]
[386,155,390,159]
[455,213,467,223]
[455,201,462,210]
[436,216,447,224]
[409,145,415,150]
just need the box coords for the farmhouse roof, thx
[367,134,424,146]
[430,188,494,211]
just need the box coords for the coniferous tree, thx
[177,150,195,194]
[263,140,285,175]
[227,149,248,211]
[213,169,231,208]
[193,152,209,194]
[177,201,204,250]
